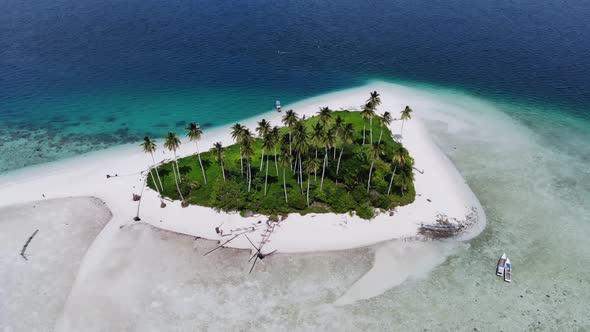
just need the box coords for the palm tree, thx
[367,91,381,144]
[321,128,337,190]
[310,123,325,181]
[395,169,414,196]
[400,105,413,139]
[241,129,255,192]
[332,115,344,159]
[140,136,164,196]
[281,109,298,161]
[231,123,246,176]
[186,122,207,185]
[163,132,184,201]
[377,112,392,144]
[369,91,381,107]
[270,126,280,176]
[317,107,333,127]
[262,134,275,195]
[336,123,355,178]
[387,147,408,195]
[211,142,226,181]
[367,143,384,193]
[304,158,321,206]
[279,147,291,204]
[292,120,308,190]
[256,119,272,170]
[360,102,373,144]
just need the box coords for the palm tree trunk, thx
[370,117,373,144]
[306,171,311,206]
[221,160,226,181]
[264,155,269,195]
[400,121,405,140]
[314,148,318,181]
[173,151,181,183]
[274,147,279,176]
[248,161,252,192]
[387,165,398,195]
[321,148,327,190]
[134,174,147,221]
[378,126,383,145]
[363,123,366,144]
[150,152,164,193]
[299,153,304,193]
[239,147,244,176]
[367,160,375,193]
[195,143,207,184]
[336,146,344,185]
[333,146,336,159]
[171,161,184,201]
[289,129,294,172]
[283,167,288,203]
[260,148,265,171]
[148,168,162,199]
[293,153,298,176]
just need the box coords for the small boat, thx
[496,253,506,276]
[504,258,512,282]
[275,100,282,112]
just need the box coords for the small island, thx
[144,93,416,219]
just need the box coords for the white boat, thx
[504,258,512,282]
[275,100,282,112]
[496,253,506,276]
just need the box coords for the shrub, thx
[179,180,199,197]
[351,184,368,204]
[329,189,356,213]
[209,180,244,212]
[288,191,307,210]
[356,203,375,219]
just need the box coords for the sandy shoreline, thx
[0,81,486,253]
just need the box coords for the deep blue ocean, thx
[1,0,589,172]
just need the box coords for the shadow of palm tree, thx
[158,168,171,177]
[178,165,192,176]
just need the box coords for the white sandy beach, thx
[0,82,486,254]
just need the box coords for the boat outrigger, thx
[496,253,507,277]
[504,258,512,282]
[275,100,282,112]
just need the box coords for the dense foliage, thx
[146,107,415,219]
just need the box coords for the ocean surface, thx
[2,0,589,172]
[1,0,589,330]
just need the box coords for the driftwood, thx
[203,234,240,256]
[413,167,425,174]
[20,229,39,260]
[245,220,280,274]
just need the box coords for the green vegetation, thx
[145,94,416,219]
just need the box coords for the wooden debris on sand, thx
[20,229,39,260]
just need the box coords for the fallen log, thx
[20,229,39,260]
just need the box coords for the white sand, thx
[0,82,486,254]
[0,197,111,331]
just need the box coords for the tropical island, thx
[0,83,485,256]
[143,92,416,219]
